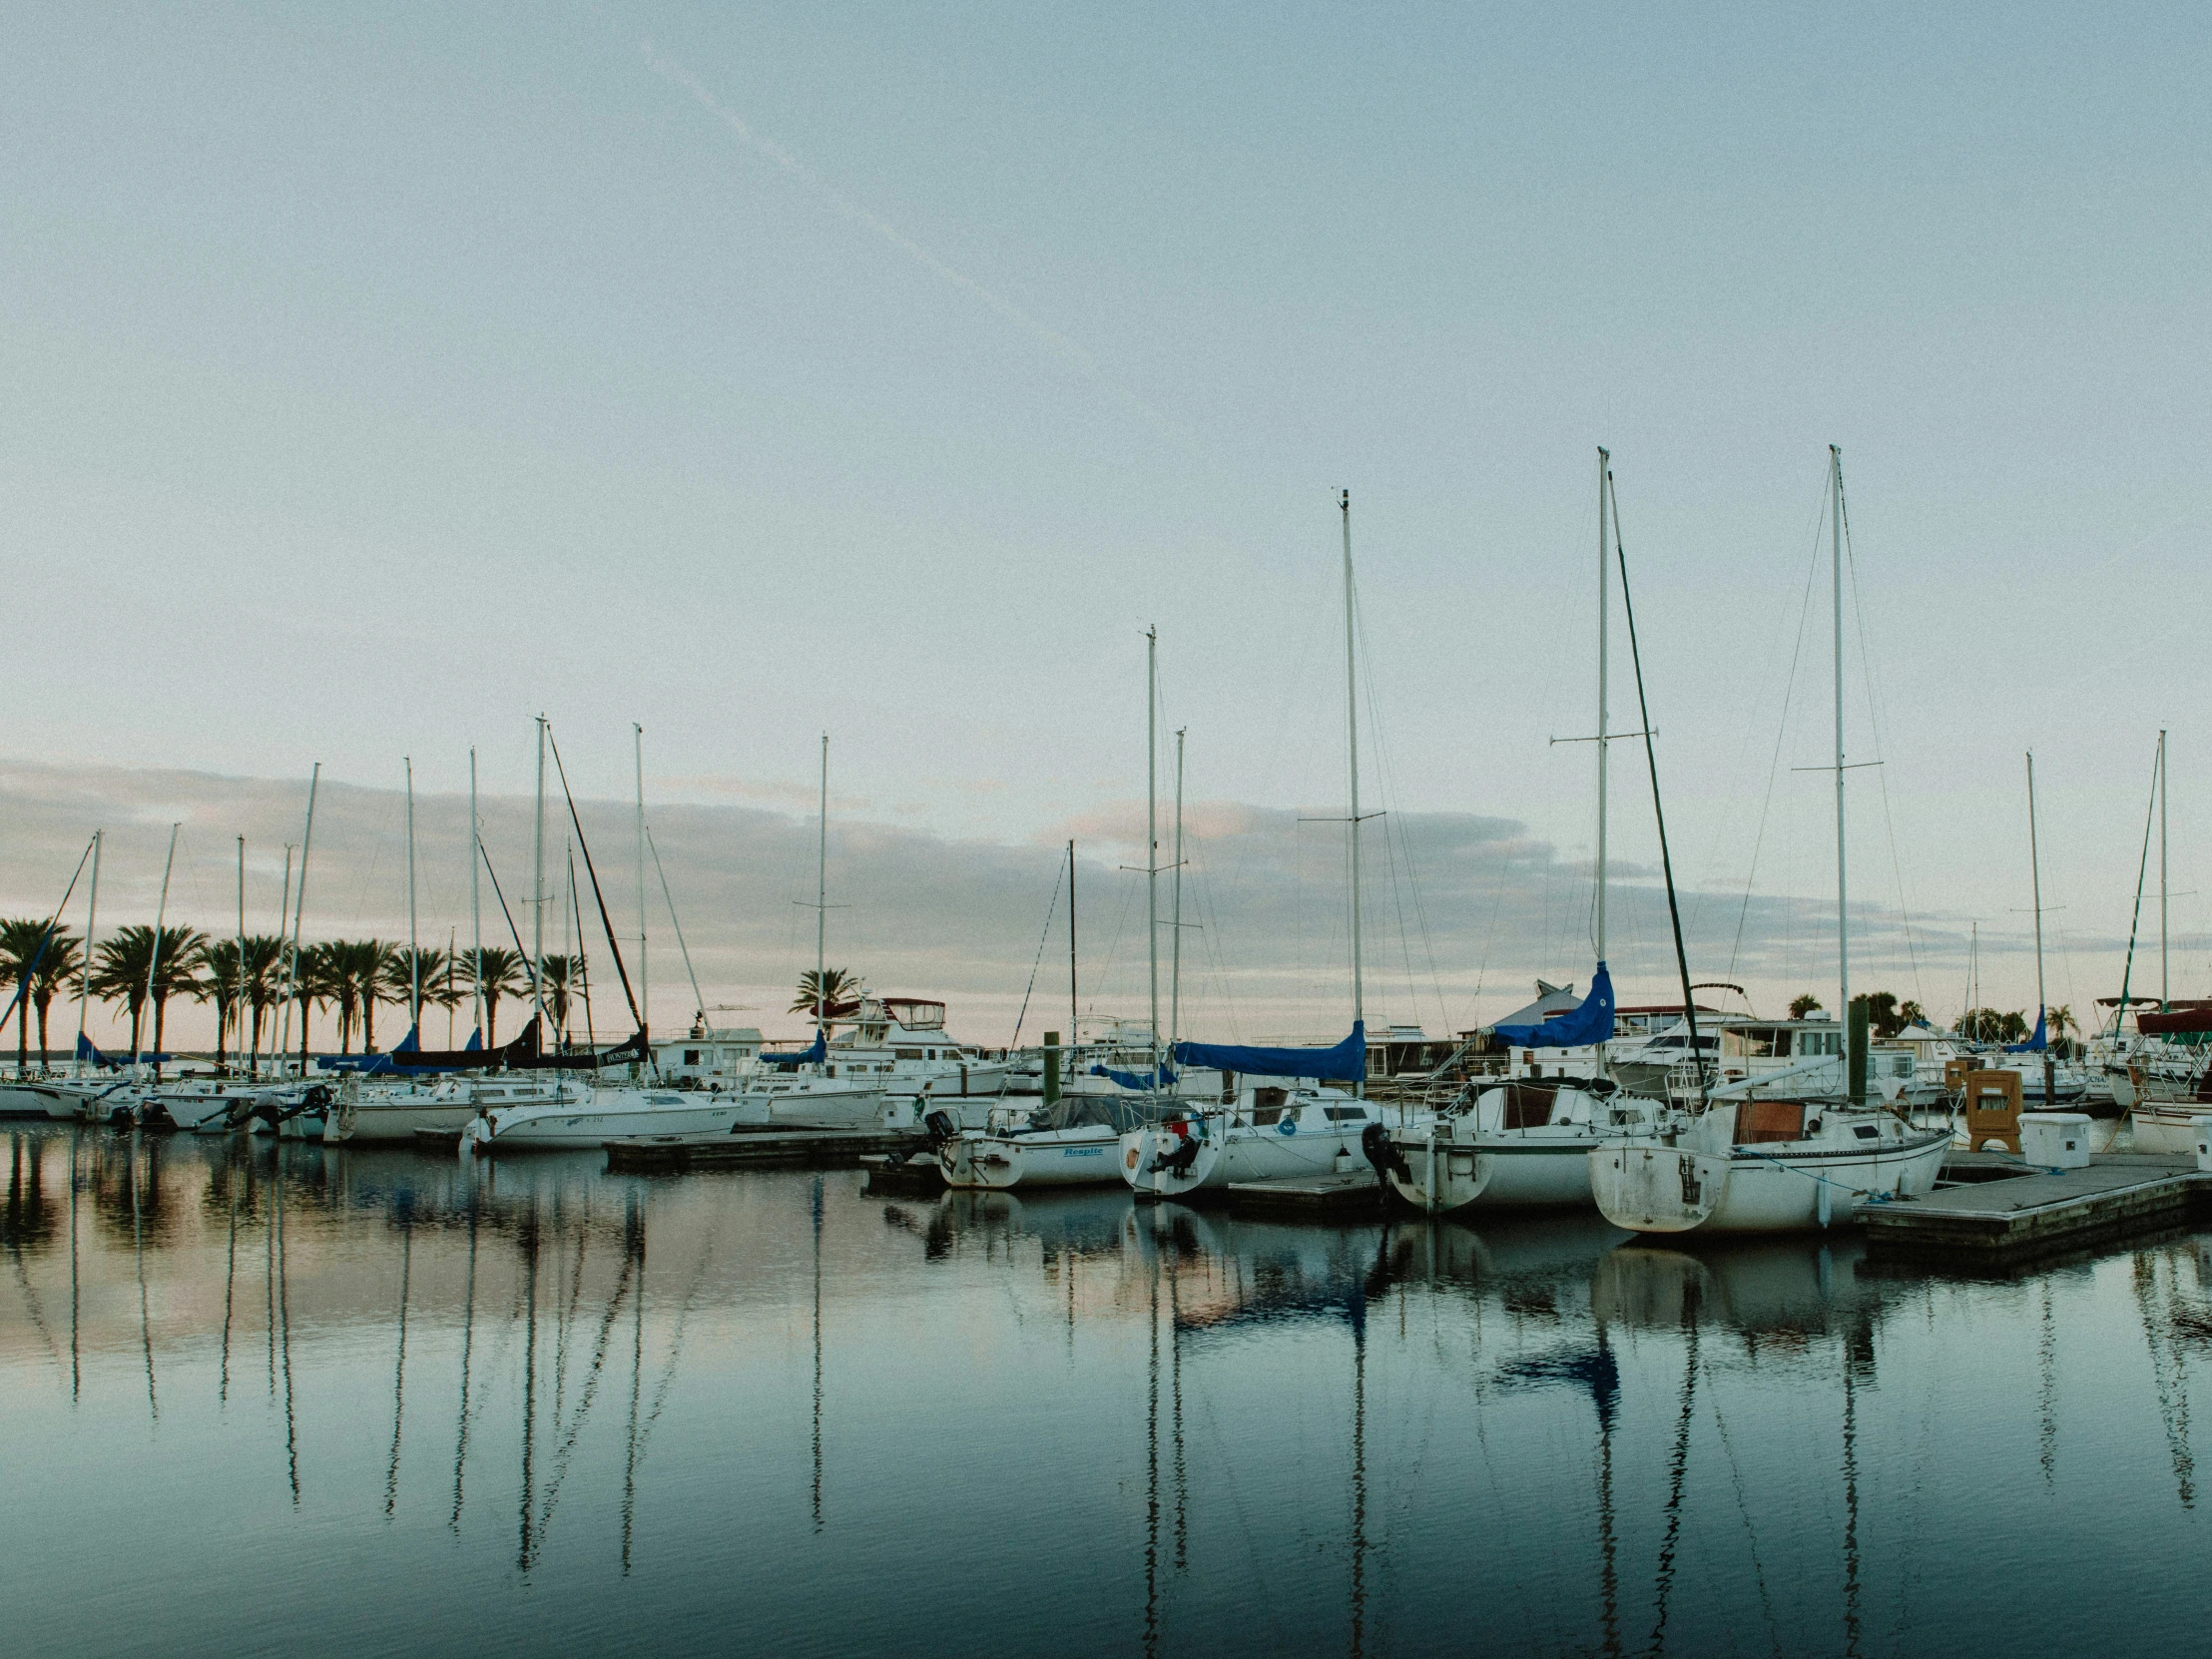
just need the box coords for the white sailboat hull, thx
[0,1081,85,1120]
[1590,1126,1949,1235]
[731,1086,887,1131]
[2128,1103,2209,1157]
[942,1125,1123,1189]
[1121,1117,1366,1199]
[1384,1132,1611,1212]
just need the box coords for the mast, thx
[817,733,829,1032]
[1595,450,1609,971]
[1832,446,1849,1023]
[1146,627,1160,1083]
[405,758,419,1031]
[635,724,648,1035]
[1067,839,1077,1044]
[73,830,100,1077]
[236,836,246,1070]
[275,766,319,1073]
[1342,491,1365,1047]
[2149,730,2167,1012]
[2027,752,2046,1022]
[137,824,179,1072]
[275,845,293,1068]
[1171,728,1186,1055]
[531,718,548,1033]
[469,748,483,1042]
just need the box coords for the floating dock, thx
[605,1127,925,1173]
[1865,1152,2208,1258]
[1225,1171,1382,1213]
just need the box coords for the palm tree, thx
[200,939,243,1068]
[461,946,527,1045]
[792,967,862,1023]
[379,947,455,1041]
[2048,1004,2078,1059]
[240,934,287,1071]
[1788,992,1824,1021]
[90,925,206,1056]
[1899,999,1926,1030]
[538,954,582,1045]
[290,941,342,1064]
[339,938,398,1052]
[1996,1009,2030,1044]
[28,934,82,1068]
[0,916,64,1074]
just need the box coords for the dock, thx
[1865,1152,2208,1259]
[605,1127,925,1173]
[1225,1171,1382,1213]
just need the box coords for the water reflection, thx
[5,1125,2212,1657]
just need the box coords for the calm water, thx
[4,1125,2210,1658]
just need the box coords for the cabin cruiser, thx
[464,1079,752,1150]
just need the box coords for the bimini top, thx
[1172,1023,1366,1083]
[1492,962,1616,1050]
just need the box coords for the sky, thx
[4,3,2208,1047]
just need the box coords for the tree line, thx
[0,916,598,1072]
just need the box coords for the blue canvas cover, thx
[2004,1007,2048,1052]
[768,1029,829,1070]
[1492,962,1615,1048]
[77,1032,118,1069]
[1172,1023,1366,1082]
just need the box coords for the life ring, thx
[1277,1115,1297,1137]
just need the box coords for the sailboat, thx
[1381,452,1665,1214]
[1588,447,1949,1235]
[1121,501,1379,1200]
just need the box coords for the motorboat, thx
[464,1081,751,1150]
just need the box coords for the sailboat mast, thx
[817,733,829,1030]
[2149,730,2167,1012]
[1067,839,1077,1043]
[236,835,246,1068]
[136,824,179,1070]
[1171,728,1186,1055]
[405,757,419,1028]
[1832,445,1849,1022]
[532,718,548,1033]
[73,830,99,1076]
[1342,491,1365,1043]
[469,748,482,1041]
[1146,627,1160,1080]
[1595,450,1609,968]
[635,724,648,1035]
[275,765,319,1072]
[2027,751,2046,1019]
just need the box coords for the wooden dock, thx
[605,1127,924,1173]
[1225,1171,1382,1213]
[1865,1152,2207,1258]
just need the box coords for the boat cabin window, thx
[1251,1086,1289,1124]
[1323,1106,1368,1122]
[684,1049,700,1065]
[883,998,946,1029]
[895,1048,923,1060]
[1725,1027,1790,1059]
[1733,1100,1805,1144]
[1502,1082,1556,1130]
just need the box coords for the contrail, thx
[637,37,1205,458]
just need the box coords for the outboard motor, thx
[1362,1120,1410,1184]
[922,1108,959,1151]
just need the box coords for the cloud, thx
[0,759,2050,1054]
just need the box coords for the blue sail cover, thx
[1172,1023,1366,1082]
[76,1032,118,1069]
[2004,1007,2048,1053]
[768,1029,829,1070]
[393,1025,419,1054]
[1492,963,1615,1049]
[1090,1063,1177,1090]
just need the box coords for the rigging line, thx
[1350,581,1446,1031]
[0,834,95,1039]
[543,728,644,1033]
[1611,477,1709,1101]
[1726,484,1828,985]
[644,829,706,1022]
[1838,471,1926,1006]
[2115,743,2162,1021]
[1009,851,1068,1048]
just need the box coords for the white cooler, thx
[2019,1111,2091,1170]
